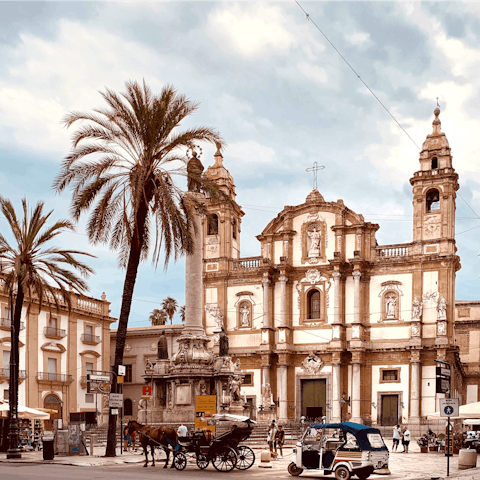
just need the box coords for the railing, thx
[77,298,103,314]
[412,167,454,178]
[44,326,67,338]
[0,368,26,379]
[232,257,262,270]
[36,372,73,383]
[81,333,101,344]
[376,246,409,258]
[0,318,25,330]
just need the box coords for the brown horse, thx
[127,420,178,468]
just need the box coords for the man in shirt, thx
[392,424,401,452]
[177,423,188,440]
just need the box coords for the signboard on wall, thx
[195,395,216,433]
[142,385,152,397]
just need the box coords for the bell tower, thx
[203,144,244,266]
[410,107,459,255]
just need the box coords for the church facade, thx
[200,107,466,427]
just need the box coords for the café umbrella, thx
[427,401,480,419]
[0,402,51,420]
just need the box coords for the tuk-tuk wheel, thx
[287,462,303,476]
[335,466,351,480]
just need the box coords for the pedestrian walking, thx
[402,426,411,453]
[275,424,285,458]
[123,427,131,452]
[392,424,401,452]
[267,422,277,455]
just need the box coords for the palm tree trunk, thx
[7,281,24,458]
[105,200,149,457]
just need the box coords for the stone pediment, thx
[41,341,66,353]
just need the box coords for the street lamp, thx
[340,392,350,423]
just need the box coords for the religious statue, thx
[385,293,397,318]
[240,304,250,326]
[229,376,241,402]
[307,227,321,256]
[262,383,273,406]
[412,296,423,320]
[219,327,229,357]
[157,332,168,360]
[187,149,204,192]
[437,295,447,320]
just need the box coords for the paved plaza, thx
[1,439,479,480]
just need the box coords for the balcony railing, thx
[0,317,25,331]
[81,333,101,345]
[36,372,73,383]
[376,246,410,258]
[0,368,27,379]
[232,257,263,270]
[44,326,67,339]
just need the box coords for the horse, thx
[127,420,178,468]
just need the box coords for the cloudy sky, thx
[1,1,480,328]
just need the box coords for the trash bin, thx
[42,435,54,460]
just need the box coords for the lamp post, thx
[340,392,350,423]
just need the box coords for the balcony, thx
[0,318,25,331]
[44,326,67,339]
[36,372,73,384]
[81,333,101,345]
[0,368,27,382]
[79,375,87,389]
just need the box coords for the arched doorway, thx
[44,394,62,431]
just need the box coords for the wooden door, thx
[381,394,398,426]
[301,379,326,419]
[44,394,62,431]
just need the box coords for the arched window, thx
[307,289,321,320]
[207,214,219,235]
[431,157,438,169]
[124,398,133,416]
[426,189,440,211]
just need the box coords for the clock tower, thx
[410,107,459,256]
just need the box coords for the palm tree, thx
[149,308,167,326]
[179,305,185,323]
[162,296,178,324]
[0,197,94,457]
[53,80,224,456]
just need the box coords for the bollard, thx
[90,435,97,456]
[258,449,272,468]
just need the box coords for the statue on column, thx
[187,148,204,192]
[437,295,447,320]
[219,327,229,357]
[229,375,242,402]
[157,331,168,359]
[412,296,423,320]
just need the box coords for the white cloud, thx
[297,61,328,84]
[216,94,273,131]
[345,32,371,46]
[206,3,296,58]
[227,140,276,164]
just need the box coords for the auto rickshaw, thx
[288,422,389,480]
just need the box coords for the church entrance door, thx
[380,394,398,426]
[301,379,326,421]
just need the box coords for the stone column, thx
[279,271,287,328]
[277,354,289,422]
[353,270,361,324]
[262,274,270,329]
[184,192,205,335]
[332,356,341,423]
[410,350,421,419]
[333,271,342,325]
[351,352,362,423]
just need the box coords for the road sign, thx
[439,398,459,417]
[142,385,152,396]
[436,367,451,377]
[436,377,450,394]
[88,374,111,382]
[118,365,126,376]
[109,393,123,408]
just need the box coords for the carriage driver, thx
[177,423,188,441]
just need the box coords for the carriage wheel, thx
[173,452,187,471]
[235,446,255,470]
[196,454,209,470]
[212,446,237,472]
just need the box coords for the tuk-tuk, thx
[288,422,389,480]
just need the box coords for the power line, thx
[294,1,421,151]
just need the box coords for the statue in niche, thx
[385,293,397,318]
[187,149,204,192]
[437,295,447,320]
[412,296,423,320]
[157,332,168,359]
[307,227,321,257]
[240,303,250,326]
[219,327,229,357]
[229,376,241,402]
[262,383,273,406]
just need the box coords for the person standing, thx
[275,425,285,458]
[267,423,277,455]
[402,426,411,453]
[392,424,401,452]
[123,427,131,452]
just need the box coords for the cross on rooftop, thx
[306,161,325,190]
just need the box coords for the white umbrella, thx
[427,401,480,419]
[0,402,50,420]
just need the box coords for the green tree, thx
[53,80,224,456]
[162,296,178,324]
[0,197,94,455]
[149,308,167,326]
[179,304,185,323]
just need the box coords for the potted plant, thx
[417,435,428,453]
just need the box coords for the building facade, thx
[201,107,464,426]
[0,282,115,427]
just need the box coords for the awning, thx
[427,401,480,420]
[0,402,51,420]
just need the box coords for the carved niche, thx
[296,269,331,325]
[378,281,403,322]
[301,213,327,265]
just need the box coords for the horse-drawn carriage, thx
[173,413,256,472]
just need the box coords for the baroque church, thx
[200,106,466,427]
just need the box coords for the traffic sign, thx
[88,374,111,382]
[439,398,459,418]
[109,393,123,408]
[142,385,152,396]
[118,365,126,376]
[436,367,451,377]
